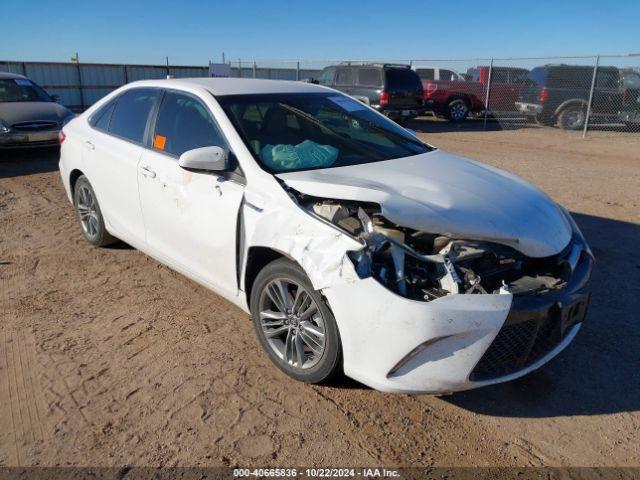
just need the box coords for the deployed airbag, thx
[260,140,338,171]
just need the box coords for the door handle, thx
[85,140,95,150]
[140,166,156,178]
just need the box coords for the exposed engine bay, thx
[295,193,574,301]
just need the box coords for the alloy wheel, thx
[76,184,100,239]
[258,278,326,370]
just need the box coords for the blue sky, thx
[1,0,638,65]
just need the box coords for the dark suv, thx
[316,64,424,125]
[516,64,623,130]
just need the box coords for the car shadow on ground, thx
[0,148,60,178]
[444,212,640,418]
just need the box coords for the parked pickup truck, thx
[422,66,529,122]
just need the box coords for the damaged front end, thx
[295,193,590,302]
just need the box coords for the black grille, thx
[11,121,58,132]
[470,319,552,381]
[470,297,587,382]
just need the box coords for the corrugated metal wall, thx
[0,60,319,111]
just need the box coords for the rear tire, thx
[447,99,469,122]
[73,175,117,247]
[250,258,342,384]
[558,105,586,130]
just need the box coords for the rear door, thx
[137,90,244,296]
[84,88,159,244]
[383,67,423,108]
[593,69,622,115]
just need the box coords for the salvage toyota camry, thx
[58,78,593,393]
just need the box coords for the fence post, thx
[583,55,600,138]
[21,62,27,76]
[296,61,300,81]
[76,60,85,111]
[253,61,257,78]
[482,58,494,130]
[238,59,242,77]
[124,64,129,84]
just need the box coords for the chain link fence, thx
[2,54,639,138]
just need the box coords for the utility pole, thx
[70,52,84,111]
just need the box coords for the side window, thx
[596,71,619,89]
[415,68,434,80]
[153,91,226,157]
[492,70,509,83]
[509,70,528,84]
[109,88,159,143]
[90,100,116,131]
[357,68,382,86]
[318,68,336,86]
[440,69,456,81]
[335,68,355,86]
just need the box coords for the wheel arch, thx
[554,98,588,117]
[69,169,84,198]
[243,246,289,311]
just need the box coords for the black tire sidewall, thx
[249,258,342,384]
[559,106,585,130]
[73,176,112,247]
[447,99,469,122]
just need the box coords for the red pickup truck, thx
[420,66,529,122]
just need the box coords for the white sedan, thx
[58,78,593,394]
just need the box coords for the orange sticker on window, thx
[154,134,166,150]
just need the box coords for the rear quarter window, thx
[548,68,592,89]
[357,68,383,87]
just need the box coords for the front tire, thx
[250,258,342,384]
[73,175,117,247]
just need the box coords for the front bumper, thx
[516,102,543,115]
[324,247,593,394]
[0,130,60,148]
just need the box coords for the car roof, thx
[128,77,330,96]
[0,71,27,80]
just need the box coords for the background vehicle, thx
[516,64,623,130]
[618,69,640,127]
[317,63,424,126]
[421,66,529,122]
[0,72,74,148]
[413,66,464,82]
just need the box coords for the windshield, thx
[217,92,432,173]
[0,78,52,103]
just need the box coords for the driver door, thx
[138,90,244,297]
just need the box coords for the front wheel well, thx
[243,247,287,310]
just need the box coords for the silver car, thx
[0,72,75,148]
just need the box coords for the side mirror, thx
[178,146,229,172]
[51,94,61,103]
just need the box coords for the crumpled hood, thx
[0,102,73,126]
[276,150,572,257]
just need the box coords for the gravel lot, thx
[1,122,639,468]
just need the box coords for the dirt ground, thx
[1,121,639,468]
